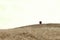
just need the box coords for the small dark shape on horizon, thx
[39,21,42,24]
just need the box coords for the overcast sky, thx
[0,0,60,29]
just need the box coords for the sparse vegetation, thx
[0,24,60,40]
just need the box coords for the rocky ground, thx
[0,24,60,40]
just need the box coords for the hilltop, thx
[0,24,60,40]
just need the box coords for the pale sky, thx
[0,0,60,29]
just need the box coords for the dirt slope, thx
[0,24,60,40]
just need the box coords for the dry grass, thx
[0,24,60,40]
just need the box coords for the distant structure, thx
[39,21,42,24]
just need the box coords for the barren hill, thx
[0,24,60,40]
